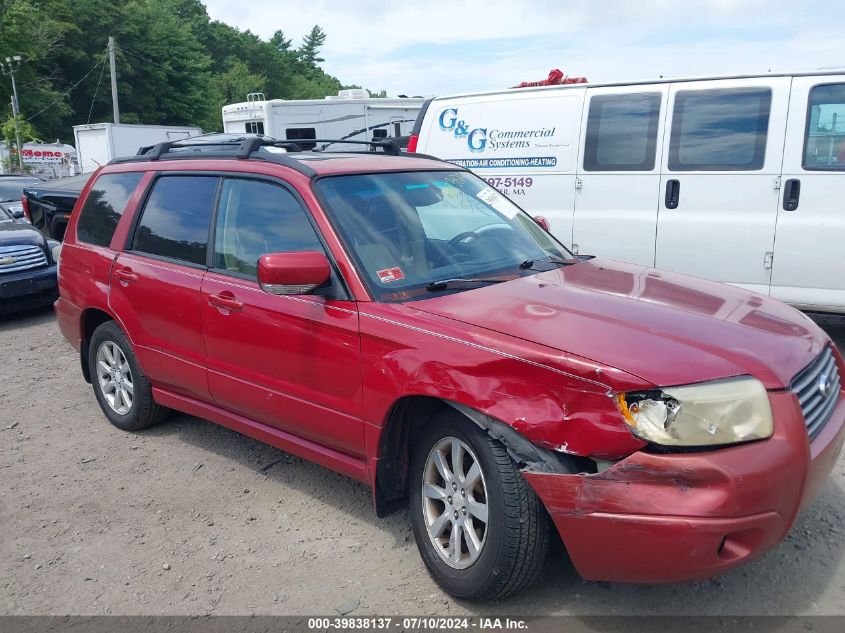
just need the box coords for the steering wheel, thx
[433,231,482,268]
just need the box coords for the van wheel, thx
[88,321,169,432]
[408,409,551,600]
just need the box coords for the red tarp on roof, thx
[511,68,587,88]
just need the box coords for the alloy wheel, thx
[96,340,134,415]
[422,436,489,569]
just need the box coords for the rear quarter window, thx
[76,172,144,247]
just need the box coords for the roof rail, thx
[311,139,401,156]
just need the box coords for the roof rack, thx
[114,135,317,176]
[111,134,448,176]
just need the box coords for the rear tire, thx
[409,409,551,600]
[88,321,169,432]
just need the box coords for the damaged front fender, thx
[446,401,582,474]
[360,303,650,460]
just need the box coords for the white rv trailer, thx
[222,90,427,150]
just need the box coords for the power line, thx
[87,50,109,124]
[25,51,107,122]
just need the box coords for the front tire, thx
[88,321,169,432]
[409,409,551,600]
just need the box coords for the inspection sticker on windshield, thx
[476,187,517,218]
[377,267,405,283]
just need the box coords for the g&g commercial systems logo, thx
[437,107,557,155]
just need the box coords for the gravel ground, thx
[1,307,844,617]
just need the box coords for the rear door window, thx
[803,83,845,170]
[76,172,143,247]
[131,176,218,266]
[583,93,661,171]
[668,88,771,171]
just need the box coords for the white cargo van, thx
[412,73,845,313]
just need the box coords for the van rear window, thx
[803,83,845,170]
[76,172,143,248]
[583,93,661,171]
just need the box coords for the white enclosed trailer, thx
[222,90,426,149]
[73,123,202,173]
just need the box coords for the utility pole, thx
[108,37,120,124]
[0,55,24,171]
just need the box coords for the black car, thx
[0,174,43,222]
[23,173,90,241]
[0,205,59,315]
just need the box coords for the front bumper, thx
[523,390,845,583]
[0,264,58,315]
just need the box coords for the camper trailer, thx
[222,90,427,150]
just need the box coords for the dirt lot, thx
[1,307,844,617]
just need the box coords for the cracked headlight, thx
[616,376,773,447]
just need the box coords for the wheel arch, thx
[372,395,585,517]
[79,307,118,383]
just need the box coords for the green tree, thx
[0,0,378,141]
[212,58,266,105]
[1,113,37,172]
[298,25,326,68]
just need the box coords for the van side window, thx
[212,179,324,278]
[803,83,845,170]
[76,172,143,247]
[131,176,218,266]
[668,88,771,171]
[583,93,661,171]
[286,128,317,150]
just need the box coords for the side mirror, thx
[257,251,331,296]
[533,215,550,232]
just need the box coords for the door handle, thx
[783,178,801,211]
[208,291,243,313]
[665,179,680,209]
[114,267,137,285]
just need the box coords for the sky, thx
[201,0,845,98]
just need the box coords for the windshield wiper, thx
[425,278,508,292]
[519,256,578,271]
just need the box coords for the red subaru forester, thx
[55,135,844,600]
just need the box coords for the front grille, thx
[791,346,841,439]
[0,244,48,273]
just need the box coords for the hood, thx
[412,258,828,389]
[0,221,47,248]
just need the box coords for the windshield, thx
[314,170,573,301]
[0,206,11,221]
[0,180,39,202]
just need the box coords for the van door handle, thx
[783,179,801,211]
[208,291,243,313]
[665,179,680,209]
[114,267,137,285]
